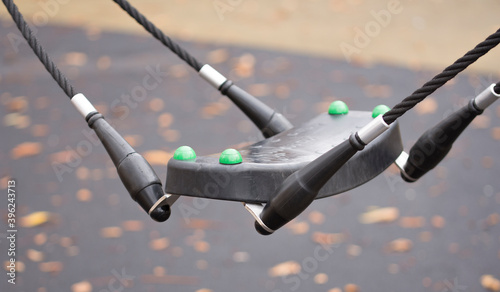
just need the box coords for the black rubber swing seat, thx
[165,111,403,203]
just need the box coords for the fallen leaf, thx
[97,56,111,70]
[311,232,344,245]
[122,220,144,231]
[64,52,87,66]
[194,241,210,253]
[346,244,362,257]
[206,49,229,64]
[31,124,49,137]
[268,261,301,277]
[481,274,500,291]
[415,97,438,115]
[39,261,63,274]
[308,211,325,225]
[388,238,413,253]
[344,283,360,292]
[20,211,52,227]
[431,215,446,228]
[286,221,309,235]
[149,98,164,112]
[33,233,47,245]
[150,238,170,251]
[400,216,425,228]
[71,281,92,292]
[157,113,173,128]
[359,207,399,224]
[7,96,28,112]
[314,273,328,284]
[26,249,44,262]
[143,150,173,166]
[76,189,92,202]
[11,142,42,159]
[100,227,122,238]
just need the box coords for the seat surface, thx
[165,111,403,203]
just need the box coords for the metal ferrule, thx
[357,115,390,145]
[199,64,227,89]
[473,84,500,110]
[71,93,97,118]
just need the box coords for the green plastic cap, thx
[328,100,349,115]
[219,148,242,165]
[173,146,196,161]
[372,105,391,118]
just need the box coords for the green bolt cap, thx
[173,146,196,161]
[219,148,242,165]
[328,100,349,115]
[372,104,391,118]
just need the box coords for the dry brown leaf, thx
[123,135,143,147]
[184,218,218,229]
[4,261,25,272]
[169,64,188,78]
[431,215,446,228]
[201,100,230,119]
[286,221,309,235]
[400,216,425,228]
[60,237,73,248]
[11,142,42,159]
[39,261,63,274]
[31,124,49,137]
[268,261,301,277]
[359,207,399,224]
[492,128,500,140]
[196,289,213,292]
[20,211,52,227]
[8,96,28,112]
[194,241,210,253]
[100,227,122,238]
[153,266,166,276]
[328,288,342,292]
[34,233,47,245]
[314,273,328,284]
[149,98,164,112]
[344,283,360,292]
[481,274,500,291]
[472,115,490,129]
[388,238,413,253]
[26,249,44,262]
[234,53,255,78]
[346,244,362,257]
[311,232,344,245]
[50,149,78,163]
[75,167,90,180]
[122,220,144,231]
[247,83,271,97]
[415,97,438,115]
[308,211,325,225]
[143,150,173,166]
[71,281,92,292]
[487,213,500,226]
[150,238,170,251]
[207,49,229,64]
[97,56,111,70]
[76,189,92,202]
[64,52,88,66]
[157,113,174,128]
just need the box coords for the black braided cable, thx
[112,0,203,71]
[2,0,75,98]
[383,28,500,125]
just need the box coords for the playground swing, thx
[2,0,500,235]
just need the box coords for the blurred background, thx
[0,0,499,291]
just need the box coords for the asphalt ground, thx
[1,10,500,292]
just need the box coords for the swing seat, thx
[165,111,402,203]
